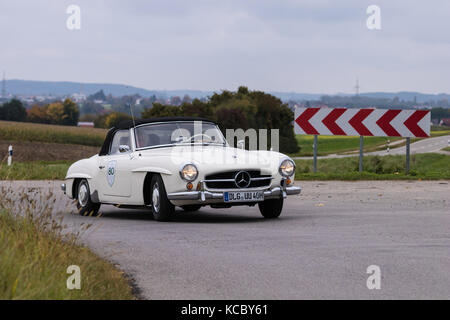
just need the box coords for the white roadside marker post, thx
[359,136,363,172]
[313,135,318,173]
[7,145,13,166]
[405,138,410,175]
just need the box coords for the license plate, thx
[224,191,264,202]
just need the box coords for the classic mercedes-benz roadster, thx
[62,117,301,221]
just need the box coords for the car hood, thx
[136,145,288,175]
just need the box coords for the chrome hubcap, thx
[78,183,88,207]
[152,183,160,213]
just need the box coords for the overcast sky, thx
[1,0,449,94]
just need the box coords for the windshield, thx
[134,121,227,149]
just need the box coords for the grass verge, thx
[0,188,134,299]
[294,153,450,180]
[0,161,72,180]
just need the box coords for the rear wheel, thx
[181,205,202,212]
[150,175,174,221]
[76,179,100,216]
[258,198,283,219]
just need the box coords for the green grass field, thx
[0,120,107,147]
[289,135,400,156]
[294,153,450,180]
[0,191,134,299]
[0,161,71,180]
[289,129,450,157]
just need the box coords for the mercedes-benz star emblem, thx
[234,171,251,188]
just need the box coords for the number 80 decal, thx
[107,161,117,187]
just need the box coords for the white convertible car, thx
[62,117,301,221]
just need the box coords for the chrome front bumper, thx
[167,185,301,202]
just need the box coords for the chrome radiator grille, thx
[204,170,272,189]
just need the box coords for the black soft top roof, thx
[99,117,216,156]
[115,116,216,130]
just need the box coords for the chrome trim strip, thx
[202,177,273,183]
[134,120,216,130]
[203,179,235,182]
[250,177,273,181]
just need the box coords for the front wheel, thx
[258,198,283,219]
[150,174,175,221]
[76,179,100,216]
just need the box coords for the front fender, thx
[64,156,100,198]
[65,157,98,180]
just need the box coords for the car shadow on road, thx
[97,207,296,224]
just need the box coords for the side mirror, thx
[119,145,131,153]
[237,140,245,150]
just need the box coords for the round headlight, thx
[279,159,295,177]
[180,164,198,181]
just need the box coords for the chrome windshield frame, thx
[131,121,229,151]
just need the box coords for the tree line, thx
[140,86,300,153]
[0,87,300,153]
[89,87,300,153]
[0,98,79,126]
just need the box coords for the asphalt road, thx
[293,134,450,159]
[2,180,450,299]
[369,134,450,156]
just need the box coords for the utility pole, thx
[354,77,360,96]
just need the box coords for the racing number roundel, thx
[107,160,117,187]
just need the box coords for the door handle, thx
[99,165,105,169]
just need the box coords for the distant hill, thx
[4,79,213,99]
[359,92,450,103]
[268,92,323,101]
[327,91,450,103]
[3,79,449,103]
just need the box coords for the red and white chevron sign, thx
[294,107,430,138]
